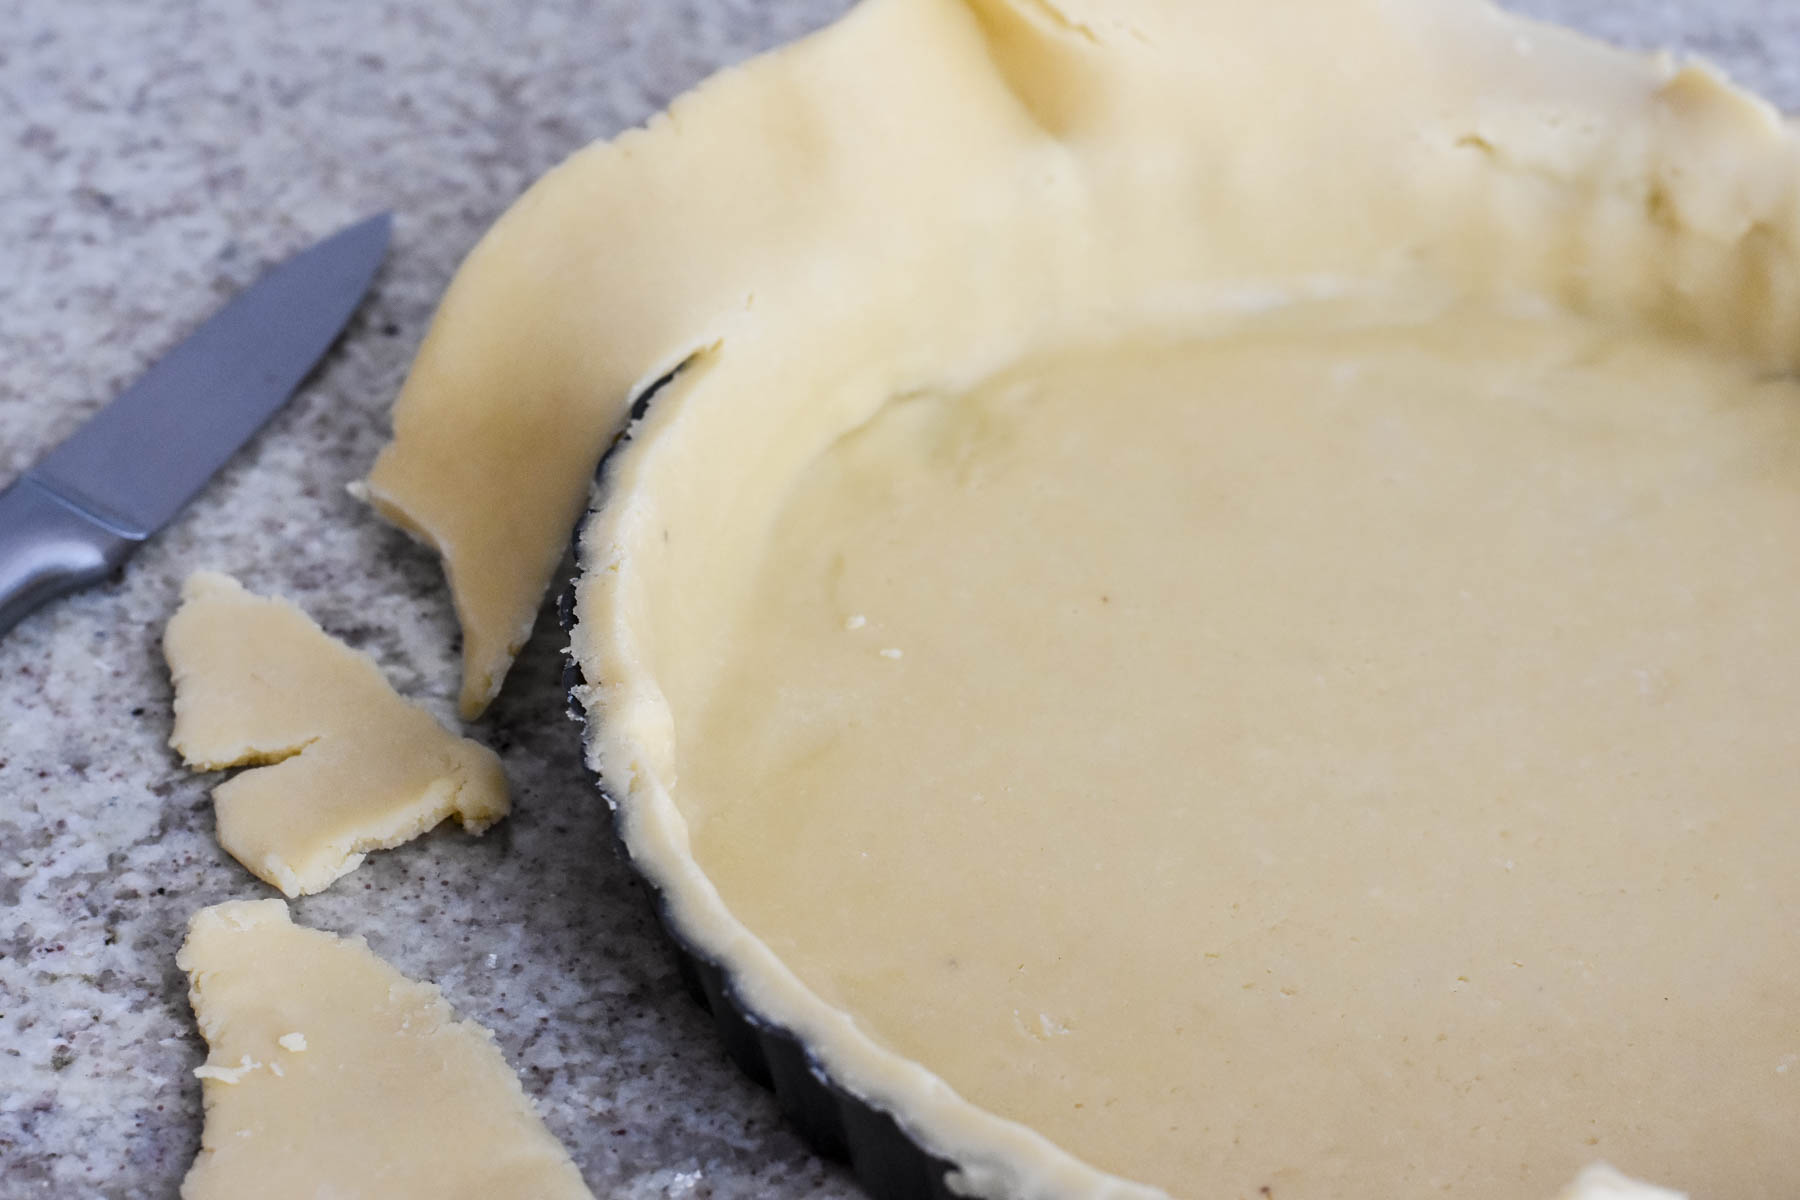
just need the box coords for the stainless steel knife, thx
[0,213,392,637]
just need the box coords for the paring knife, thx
[0,213,392,638]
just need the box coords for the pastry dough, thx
[366,0,1800,718]
[677,311,1800,1196]
[165,572,508,896]
[369,0,1800,1195]
[177,900,592,1200]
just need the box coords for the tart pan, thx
[563,658,959,1200]
[556,418,959,1200]
[362,2,1800,1194]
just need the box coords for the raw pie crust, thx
[367,0,1800,1195]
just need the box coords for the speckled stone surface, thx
[0,2,1794,1197]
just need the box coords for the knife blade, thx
[0,212,392,638]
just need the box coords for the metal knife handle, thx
[0,475,143,638]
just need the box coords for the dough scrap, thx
[164,571,508,896]
[177,899,593,1200]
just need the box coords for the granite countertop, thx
[1,2,1795,1197]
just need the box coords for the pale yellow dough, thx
[685,312,1800,1197]
[164,572,508,896]
[177,900,593,1200]
[368,0,1800,1196]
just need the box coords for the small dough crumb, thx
[193,1054,259,1085]
[844,614,867,630]
[1557,1164,1687,1200]
[277,1033,306,1053]
[163,572,509,897]
[879,647,903,660]
[178,899,592,1200]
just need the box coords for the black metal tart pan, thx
[556,396,967,1199]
